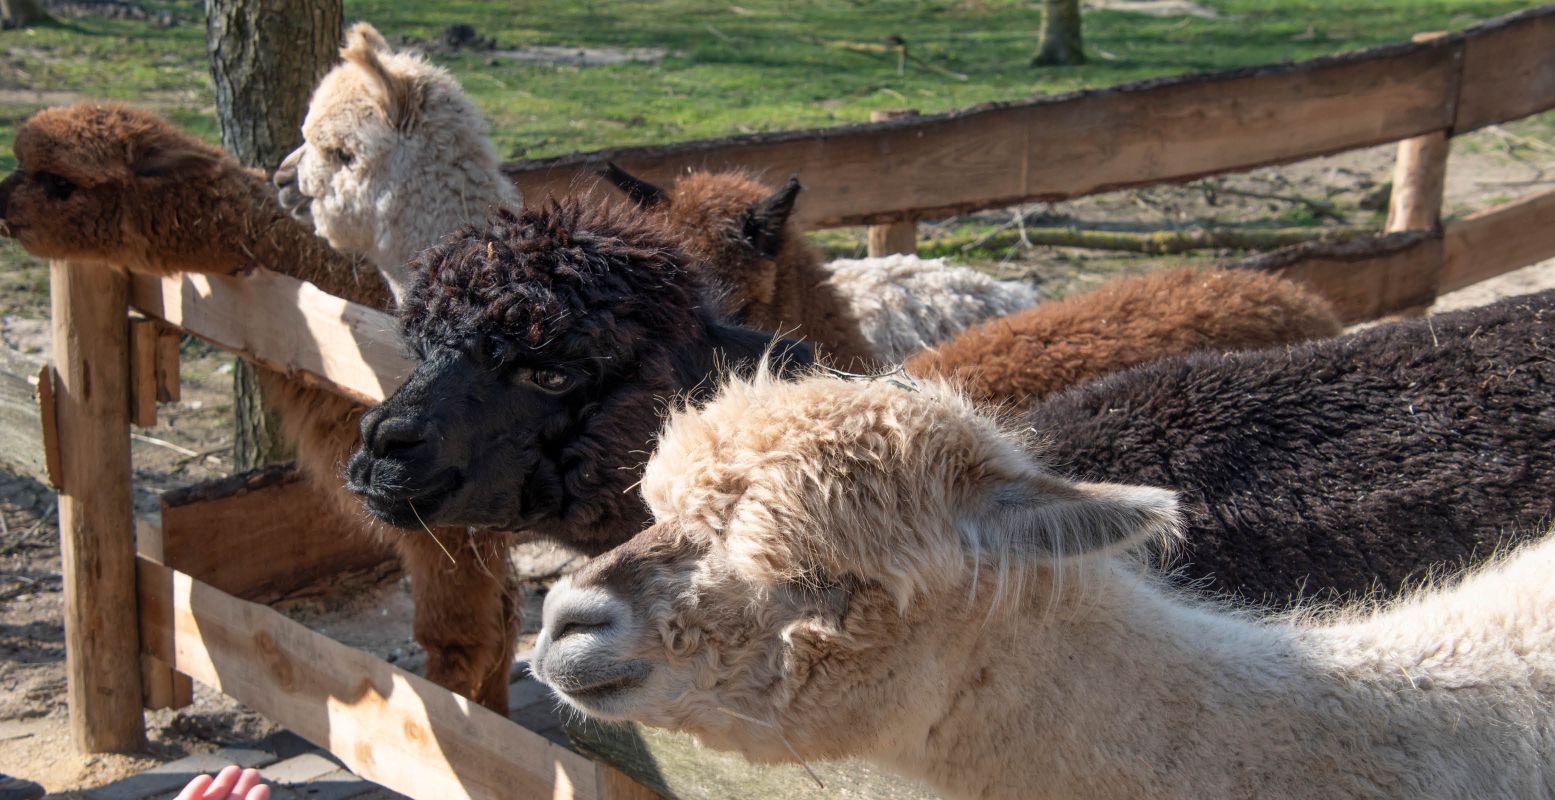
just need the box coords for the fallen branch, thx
[920,224,1373,257]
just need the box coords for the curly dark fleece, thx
[1032,288,1555,607]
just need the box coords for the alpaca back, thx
[824,254,1039,363]
[1031,288,1555,605]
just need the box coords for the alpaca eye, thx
[530,369,574,393]
[35,172,75,200]
[333,148,353,166]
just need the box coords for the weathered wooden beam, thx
[1385,33,1454,235]
[137,558,656,800]
[1440,186,1555,294]
[1225,231,1444,323]
[129,270,410,406]
[1454,5,1555,133]
[155,325,181,403]
[506,33,1464,229]
[50,259,145,753]
[157,463,391,603]
[129,317,160,428]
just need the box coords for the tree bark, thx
[205,0,342,468]
[0,0,50,29]
[1033,0,1085,66]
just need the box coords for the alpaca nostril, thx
[548,601,621,644]
[367,417,426,458]
[554,619,608,642]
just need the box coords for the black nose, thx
[359,405,426,458]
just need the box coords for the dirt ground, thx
[0,122,1551,793]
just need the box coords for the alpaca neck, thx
[373,145,521,300]
[870,561,1544,800]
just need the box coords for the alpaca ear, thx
[739,176,801,258]
[600,162,666,208]
[341,25,423,132]
[706,322,815,377]
[961,472,1182,561]
[132,142,223,180]
[344,21,391,53]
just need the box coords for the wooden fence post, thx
[50,259,145,752]
[867,109,920,257]
[1385,32,1451,234]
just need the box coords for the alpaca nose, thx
[543,583,627,644]
[360,405,426,458]
[273,147,301,190]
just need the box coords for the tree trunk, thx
[205,0,343,468]
[1033,0,1085,66]
[0,0,50,29]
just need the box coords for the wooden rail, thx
[137,557,653,800]
[504,6,1555,230]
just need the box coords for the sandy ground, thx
[0,113,1551,793]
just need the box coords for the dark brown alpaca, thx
[602,165,878,367]
[0,104,517,714]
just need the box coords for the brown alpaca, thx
[906,267,1343,407]
[602,165,877,367]
[0,104,518,714]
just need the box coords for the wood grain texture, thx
[157,463,390,602]
[129,270,410,406]
[1224,231,1444,323]
[129,317,159,428]
[1385,131,1450,233]
[155,327,181,403]
[1455,5,1555,133]
[137,558,644,800]
[50,259,145,752]
[1441,187,1555,293]
[506,36,1463,228]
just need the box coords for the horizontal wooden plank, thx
[507,35,1463,228]
[1224,231,1444,323]
[129,270,411,405]
[158,464,392,603]
[1440,187,1555,293]
[137,558,621,800]
[1455,5,1555,132]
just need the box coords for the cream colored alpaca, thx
[533,373,1555,800]
[274,22,521,301]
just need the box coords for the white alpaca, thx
[274,22,521,302]
[532,373,1555,800]
[823,253,1038,362]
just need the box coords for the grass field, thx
[0,0,1539,171]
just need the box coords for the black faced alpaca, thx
[348,200,812,549]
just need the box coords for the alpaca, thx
[348,198,813,548]
[273,22,521,302]
[532,372,1555,800]
[602,164,1039,363]
[906,266,1343,407]
[0,103,517,715]
[1027,286,1555,605]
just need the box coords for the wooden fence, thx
[38,5,1555,799]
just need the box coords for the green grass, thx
[0,0,1536,172]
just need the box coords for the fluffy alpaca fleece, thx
[600,167,876,366]
[0,103,390,306]
[823,253,1039,362]
[0,103,517,715]
[533,373,1555,800]
[275,22,521,302]
[601,165,1038,364]
[907,267,1342,407]
[1032,287,1555,605]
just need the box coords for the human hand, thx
[174,765,271,800]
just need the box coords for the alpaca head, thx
[601,164,802,324]
[532,374,1181,761]
[346,199,813,545]
[0,103,227,270]
[274,22,519,299]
